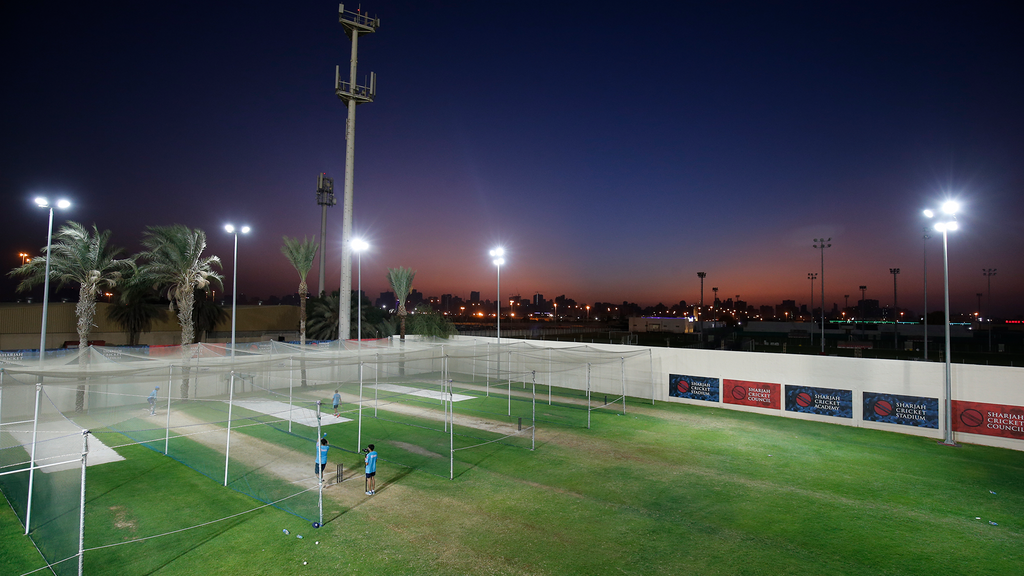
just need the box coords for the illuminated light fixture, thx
[224,224,251,356]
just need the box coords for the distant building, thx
[629,317,694,333]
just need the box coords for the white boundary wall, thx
[651,347,1024,451]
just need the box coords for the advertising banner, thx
[784,385,852,418]
[952,400,1024,440]
[723,379,780,410]
[668,374,719,403]
[863,392,938,428]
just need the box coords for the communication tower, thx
[315,173,336,297]
[335,3,379,340]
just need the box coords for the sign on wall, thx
[952,400,1024,440]
[669,374,719,403]
[723,379,781,410]
[863,392,938,428]
[784,385,852,418]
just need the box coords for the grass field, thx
[2,387,1022,576]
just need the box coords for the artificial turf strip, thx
[3,394,1022,575]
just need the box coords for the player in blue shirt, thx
[147,386,159,415]
[315,438,329,481]
[364,444,377,495]
[332,390,341,417]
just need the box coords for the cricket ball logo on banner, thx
[669,374,719,402]
[723,379,780,410]
[952,400,1024,440]
[784,385,852,418]
[863,392,938,428]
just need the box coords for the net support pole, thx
[507,350,512,416]
[442,356,448,432]
[485,342,489,397]
[650,349,655,405]
[621,357,626,415]
[0,369,4,430]
[449,378,454,481]
[288,357,294,433]
[77,429,89,576]
[586,363,592,430]
[316,400,323,526]
[357,362,363,453]
[531,370,536,451]
[223,371,235,487]
[25,380,41,535]
[164,365,173,454]
[548,349,552,405]
[374,353,379,418]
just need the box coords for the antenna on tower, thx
[315,173,336,297]
[335,3,380,341]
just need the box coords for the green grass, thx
[3,393,1022,575]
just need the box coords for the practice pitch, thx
[231,399,352,427]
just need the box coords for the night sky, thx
[3,1,1022,317]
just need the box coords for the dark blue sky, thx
[3,1,1022,316]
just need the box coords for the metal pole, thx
[288,357,294,433]
[374,353,379,417]
[164,365,172,454]
[449,378,454,480]
[316,401,323,525]
[77,430,89,576]
[621,357,626,414]
[224,372,235,486]
[586,363,592,430]
[357,250,362,348]
[507,350,512,416]
[531,371,536,451]
[25,381,41,535]
[357,362,363,452]
[338,29,360,342]
[941,229,954,445]
[230,232,238,357]
[39,206,55,363]
[924,230,929,361]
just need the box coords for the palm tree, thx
[306,291,339,341]
[107,269,166,346]
[138,225,222,399]
[408,303,458,339]
[192,289,228,343]
[280,237,318,345]
[386,267,416,340]
[9,222,133,411]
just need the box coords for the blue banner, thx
[669,374,719,403]
[784,385,852,418]
[863,391,939,428]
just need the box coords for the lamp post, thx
[352,239,368,347]
[697,272,706,345]
[924,200,959,446]
[813,238,831,353]
[807,272,817,346]
[890,268,900,351]
[224,224,251,357]
[983,268,996,353]
[19,252,30,265]
[490,248,504,343]
[923,229,930,361]
[35,197,71,361]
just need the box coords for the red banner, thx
[952,400,1024,440]
[723,379,781,410]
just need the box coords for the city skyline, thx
[2,2,1022,317]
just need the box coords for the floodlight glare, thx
[352,238,368,252]
[942,200,959,215]
[946,221,958,231]
[241,226,251,234]
[56,199,71,209]
[35,197,47,207]
[923,209,934,218]
[224,224,235,233]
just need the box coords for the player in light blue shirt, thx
[315,438,329,481]
[332,390,341,417]
[364,444,377,495]
[147,386,159,415]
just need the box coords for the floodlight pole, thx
[813,238,831,353]
[923,230,930,361]
[357,363,363,452]
[336,4,379,341]
[940,228,954,445]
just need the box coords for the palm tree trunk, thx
[299,283,308,387]
[177,290,196,399]
[74,286,95,413]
